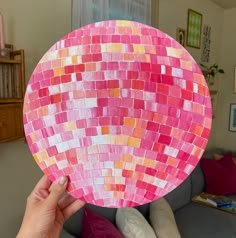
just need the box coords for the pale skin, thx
[17,175,85,238]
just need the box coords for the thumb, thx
[46,176,68,209]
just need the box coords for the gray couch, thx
[60,149,236,238]
[165,161,236,238]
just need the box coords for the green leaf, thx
[213,63,218,67]
[199,62,225,76]
[200,63,209,70]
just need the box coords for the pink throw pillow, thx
[201,153,236,195]
[213,153,236,165]
[82,207,123,238]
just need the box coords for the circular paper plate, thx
[23,20,212,208]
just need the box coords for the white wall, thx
[159,0,224,64]
[159,0,224,149]
[0,1,71,237]
[0,141,42,238]
[1,0,71,81]
[216,8,236,150]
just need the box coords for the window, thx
[72,0,159,30]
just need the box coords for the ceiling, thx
[211,0,236,9]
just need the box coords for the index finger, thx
[32,175,52,193]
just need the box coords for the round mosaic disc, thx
[23,20,212,208]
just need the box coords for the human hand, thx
[17,175,85,238]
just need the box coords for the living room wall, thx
[1,0,227,151]
[0,1,234,237]
[0,1,71,237]
[158,0,224,149]
[216,8,236,150]
[1,0,71,82]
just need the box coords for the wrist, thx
[16,228,41,238]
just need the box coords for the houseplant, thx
[200,63,225,85]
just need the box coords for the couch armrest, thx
[164,175,191,212]
[190,162,205,197]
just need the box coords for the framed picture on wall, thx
[201,25,211,62]
[187,9,202,49]
[229,104,236,132]
[176,28,186,47]
[234,66,236,93]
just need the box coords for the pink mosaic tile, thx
[23,20,212,208]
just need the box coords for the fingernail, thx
[59,176,67,185]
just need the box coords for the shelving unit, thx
[0,45,25,142]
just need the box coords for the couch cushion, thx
[164,175,191,211]
[175,202,236,238]
[149,198,181,238]
[116,208,157,238]
[203,148,236,158]
[63,203,151,237]
[59,229,76,238]
[191,162,205,197]
[83,208,123,238]
[201,153,236,195]
[64,204,117,237]
[202,148,225,158]
[213,153,236,164]
[136,203,150,221]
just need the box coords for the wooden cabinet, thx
[0,103,24,141]
[0,47,25,142]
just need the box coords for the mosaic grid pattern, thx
[23,20,212,208]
